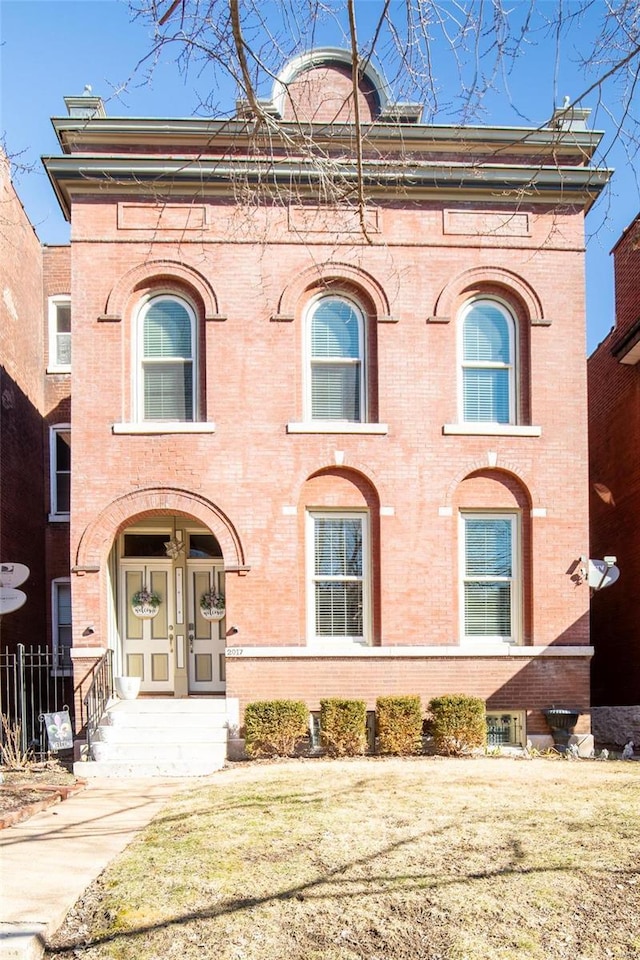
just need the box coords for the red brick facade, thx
[588,215,640,706]
[0,154,71,653]
[40,54,610,746]
[0,154,47,648]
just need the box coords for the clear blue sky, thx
[2,0,638,353]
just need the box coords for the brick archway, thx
[276,261,392,321]
[432,266,546,325]
[103,259,221,320]
[75,487,246,569]
[443,461,538,509]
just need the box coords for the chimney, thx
[64,85,106,119]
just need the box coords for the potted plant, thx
[543,707,581,753]
[200,588,225,620]
[131,587,161,619]
[114,675,142,700]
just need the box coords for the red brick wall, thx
[66,189,592,716]
[226,655,592,735]
[282,63,379,123]
[0,155,47,647]
[588,218,640,705]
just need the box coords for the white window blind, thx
[141,298,194,421]
[462,301,513,424]
[48,296,71,370]
[464,516,514,638]
[310,297,363,421]
[313,517,364,639]
[55,301,71,366]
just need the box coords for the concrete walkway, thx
[0,778,191,960]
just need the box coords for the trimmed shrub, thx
[376,695,423,755]
[428,694,487,756]
[320,698,367,757]
[244,700,309,758]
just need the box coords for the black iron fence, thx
[0,644,75,763]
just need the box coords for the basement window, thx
[486,712,525,747]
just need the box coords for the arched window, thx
[307,295,365,421]
[137,295,196,421]
[460,299,516,424]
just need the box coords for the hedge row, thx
[243,694,487,758]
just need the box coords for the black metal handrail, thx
[84,649,114,756]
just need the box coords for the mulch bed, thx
[0,764,86,829]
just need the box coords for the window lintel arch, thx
[431,266,545,325]
[276,261,391,322]
[103,259,221,321]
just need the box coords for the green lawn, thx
[45,757,640,960]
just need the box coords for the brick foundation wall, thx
[226,654,592,735]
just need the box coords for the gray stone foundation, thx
[590,706,640,747]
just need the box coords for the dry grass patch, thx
[45,757,640,960]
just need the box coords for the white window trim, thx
[442,424,541,437]
[47,295,71,374]
[287,422,388,435]
[304,293,367,424]
[306,510,371,646]
[134,293,198,423]
[48,424,71,522]
[224,645,594,658]
[51,577,72,675]
[459,511,521,646]
[458,297,518,425]
[113,422,216,435]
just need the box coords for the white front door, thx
[121,562,175,693]
[187,562,226,693]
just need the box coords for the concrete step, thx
[76,696,230,777]
[91,741,227,763]
[96,724,228,744]
[109,697,227,715]
[103,711,227,730]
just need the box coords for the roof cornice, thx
[50,116,603,160]
[42,154,612,221]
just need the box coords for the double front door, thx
[120,559,226,694]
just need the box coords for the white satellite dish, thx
[0,587,27,615]
[0,562,29,589]
[587,559,620,591]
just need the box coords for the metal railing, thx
[0,644,75,763]
[84,649,114,755]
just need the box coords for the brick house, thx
[40,49,611,767]
[0,153,71,663]
[588,215,640,709]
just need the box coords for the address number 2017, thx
[226,647,244,656]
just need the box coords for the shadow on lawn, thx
[41,826,640,956]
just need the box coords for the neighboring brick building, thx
[0,152,71,660]
[41,49,611,754]
[589,215,640,707]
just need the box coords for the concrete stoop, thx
[74,697,228,778]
